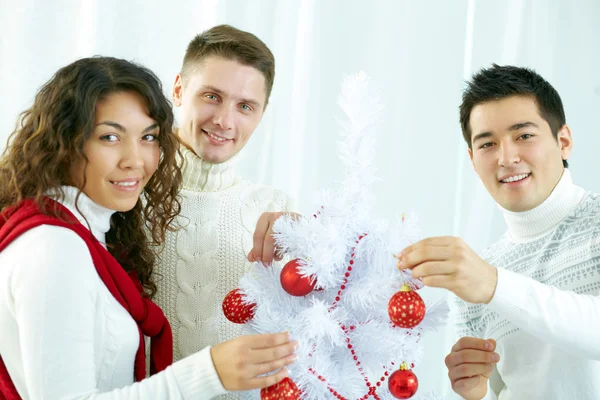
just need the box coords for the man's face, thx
[469,95,572,212]
[173,56,267,163]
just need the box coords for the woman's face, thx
[71,91,161,211]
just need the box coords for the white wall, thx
[1,0,599,397]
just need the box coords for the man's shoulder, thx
[558,191,600,239]
[240,180,287,195]
[573,191,600,219]
[237,180,294,211]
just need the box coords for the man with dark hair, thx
[398,64,600,399]
[460,64,569,168]
[153,25,295,399]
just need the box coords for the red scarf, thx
[0,198,173,399]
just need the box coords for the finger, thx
[248,332,294,350]
[253,353,297,376]
[261,222,276,265]
[401,236,458,256]
[249,367,289,390]
[451,337,495,353]
[251,341,297,364]
[252,214,272,262]
[291,212,302,220]
[411,261,455,279]
[248,249,255,262]
[446,349,499,368]
[449,362,495,381]
[274,248,283,262]
[399,245,456,270]
[414,236,459,248]
[420,274,453,289]
[452,375,483,393]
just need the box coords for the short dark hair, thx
[459,64,568,167]
[181,24,275,107]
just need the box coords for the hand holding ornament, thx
[210,332,298,391]
[397,236,498,304]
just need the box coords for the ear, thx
[172,74,184,107]
[468,147,475,168]
[557,124,573,162]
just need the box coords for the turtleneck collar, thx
[500,169,585,241]
[49,186,115,246]
[180,146,239,192]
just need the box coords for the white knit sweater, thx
[453,169,600,399]
[0,186,226,399]
[154,148,294,399]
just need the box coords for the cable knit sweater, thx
[0,186,226,399]
[154,148,294,399]
[453,169,600,400]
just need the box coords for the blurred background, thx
[1,0,599,397]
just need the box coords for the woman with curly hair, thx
[0,56,295,399]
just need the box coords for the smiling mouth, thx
[110,181,139,187]
[500,173,531,183]
[202,129,231,142]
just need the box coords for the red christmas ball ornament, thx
[222,288,256,324]
[388,364,418,399]
[280,258,316,296]
[388,284,426,328]
[260,377,300,400]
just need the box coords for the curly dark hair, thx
[0,56,182,298]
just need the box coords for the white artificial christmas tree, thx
[223,72,448,400]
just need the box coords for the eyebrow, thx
[509,121,539,131]
[472,121,539,144]
[96,121,159,133]
[472,132,493,144]
[200,85,263,108]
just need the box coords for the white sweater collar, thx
[49,186,115,245]
[180,146,239,192]
[500,169,585,240]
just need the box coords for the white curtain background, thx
[1,0,599,397]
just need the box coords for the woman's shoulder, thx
[2,224,100,292]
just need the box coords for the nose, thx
[212,105,234,131]
[497,140,520,167]
[119,139,145,170]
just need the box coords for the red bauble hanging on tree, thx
[388,284,426,328]
[222,288,256,324]
[388,365,419,399]
[280,258,316,296]
[260,377,301,400]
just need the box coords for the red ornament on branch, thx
[388,363,418,399]
[260,377,301,400]
[222,288,256,324]
[388,284,426,329]
[280,258,316,296]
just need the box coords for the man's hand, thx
[211,332,298,391]
[248,212,301,265]
[397,236,498,304]
[445,337,500,400]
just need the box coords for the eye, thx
[519,133,533,140]
[240,103,253,112]
[100,134,119,142]
[142,133,159,142]
[479,142,494,149]
[205,94,219,101]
